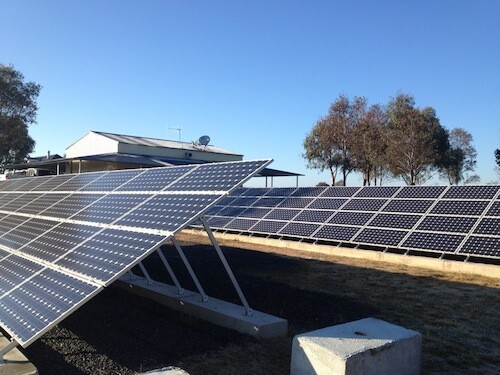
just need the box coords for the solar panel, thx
[473,218,500,235]
[253,197,286,207]
[342,199,387,212]
[417,216,477,233]
[382,199,433,213]
[278,197,314,208]
[329,212,374,226]
[402,232,464,252]
[313,225,359,241]
[443,185,499,199]
[0,159,271,347]
[292,210,334,223]
[458,236,500,258]
[251,220,287,234]
[368,213,421,229]
[291,187,326,197]
[486,202,500,217]
[308,198,347,210]
[279,222,320,237]
[264,187,296,197]
[430,201,489,216]
[238,207,272,219]
[321,187,360,197]
[225,218,258,231]
[354,228,408,247]
[395,186,446,199]
[354,186,399,198]
[264,208,300,220]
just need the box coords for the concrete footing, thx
[291,318,422,375]
[0,334,37,375]
[115,276,287,338]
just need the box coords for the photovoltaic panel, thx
[402,232,464,252]
[486,202,500,217]
[206,216,234,228]
[473,218,500,235]
[368,213,421,229]
[313,225,359,242]
[382,199,434,213]
[225,218,258,231]
[264,187,296,197]
[243,188,270,196]
[329,212,373,226]
[395,186,446,199]
[443,185,500,199]
[278,197,313,208]
[458,236,500,258]
[291,187,326,197]
[342,199,387,212]
[264,208,300,220]
[231,197,259,207]
[279,222,319,237]
[354,186,399,198]
[252,197,286,207]
[293,210,334,223]
[217,206,248,217]
[238,207,272,219]
[354,228,408,247]
[430,200,488,216]
[0,159,272,347]
[308,198,347,210]
[251,220,287,234]
[322,187,360,197]
[229,187,249,196]
[417,216,477,233]
[215,196,236,206]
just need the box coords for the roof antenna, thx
[168,126,182,142]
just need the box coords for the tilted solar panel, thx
[0,159,271,347]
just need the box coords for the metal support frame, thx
[171,237,208,302]
[138,262,153,285]
[200,216,253,316]
[0,339,18,364]
[156,248,184,295]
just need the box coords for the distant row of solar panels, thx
[194,185,500,259]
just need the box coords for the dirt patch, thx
[20,232,500,374]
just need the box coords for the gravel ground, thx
[18,233,500,374]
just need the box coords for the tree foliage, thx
[495,149,500,168]
[0,64,40,170]
[303,95,369,186]
[385,94,449,185]
[440,128,478,184]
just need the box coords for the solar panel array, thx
[198,185,500,260]
[0,159,271,347]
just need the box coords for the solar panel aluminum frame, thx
[0,159,273,349]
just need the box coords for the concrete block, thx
[0,334,38,375]
[291,318,422,375]
[141,366,189,374]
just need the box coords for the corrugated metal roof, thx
[93,131,242,156]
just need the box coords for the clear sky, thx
[1,0,499,186]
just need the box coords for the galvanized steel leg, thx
[171,237,208,302]
[138,262,153,285]
[0,339,18,363]
[200,216,253,316]
[157,247,184,295]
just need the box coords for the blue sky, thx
[1,0,499,186]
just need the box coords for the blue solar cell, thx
[239,207,272,218]
[29,174,75,191]
[0,269,99,346]
[0,215,29,235]
[206,216,233,228]
[205,205,223,216]
[473,218,500,235]
[278,197,313,208]
[430,201,488,216]
[486,202,500,217]
[355,186,399,198]
[225,218,258,231]
[19,223,100,262]
[9,193,43,211]
[115,194,221,231]
[382,199,433,213]
[402,232,464,252]
[417,216,477,233]
[16,193,70,215]
[53,172,106,191]
[55,229,165,284]
[458,236,500,257]
[313,225,359,241]
[354,228,407,246]
[252,197,285,207]
[342,199,387,212]
[230,187,250,196]
[264,208,300,220]
[279,222,320,237]
[0,219,55,251]
[217,206,247,217]
[216,196,237,206]
[0,179,31,192]
[291,187,326,197]
[293,210,334,223]
[231,197,259,207]
[70,194,151,223]
[41,194,105,219]
[169,160,269,191]
[0,193,32,211]
[395,186,446,199]
[251,220,287,234]
[369,213,421,229]
[322,187,360,197]
[0,255,44,295]
[0,193,23,208]
[81,169,144,191]
[243,188,270,196]
[116,165,195,191]
[329,212,373,226]
[443,185,500,200]
[308,198,347,210]
[264,188,296,197]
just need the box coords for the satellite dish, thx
[198,135,210,146]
